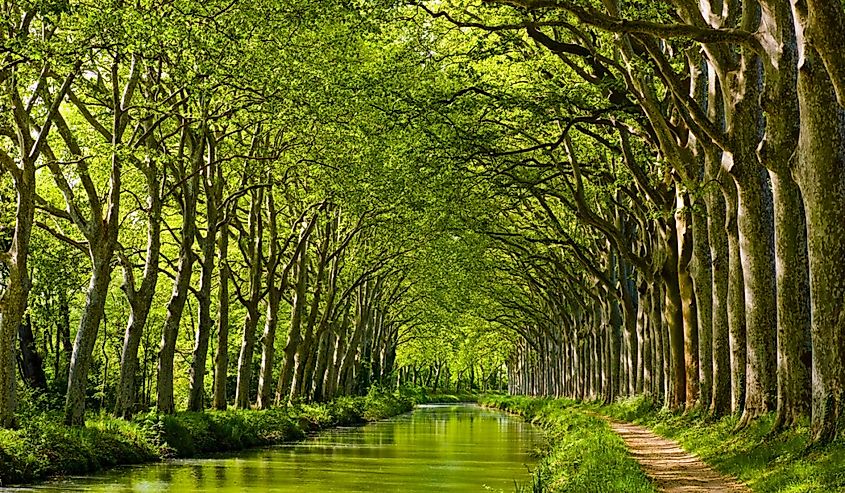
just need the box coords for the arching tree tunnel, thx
[0,1,844,489]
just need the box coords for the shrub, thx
[0,412,157,486]
[0,389,410,486]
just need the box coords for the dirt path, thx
[607,419,750,493]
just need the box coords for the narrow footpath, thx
[607,419,750,493]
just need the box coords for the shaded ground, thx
[608,419,750,493]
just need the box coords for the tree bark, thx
[676,191,700,408]
[211,223,230,410]
[789,10,845,440]
[234,187,264,409]
[275,232,309,404]
[155,212,197,414]
[17,315,46,390]
[65,253,114,425]
[734,163,778,425]
[187,137,221,412]
[722,179,747,414]
[114,160,161,418]
[0,57,79,427]
[660,221,686,409]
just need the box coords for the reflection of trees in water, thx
[43,406,539,492]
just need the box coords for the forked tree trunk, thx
[156,220,197,414]
[115,160,161,418]
[187,139,221,412]
[0,59,79,427]
[155,151,199,414]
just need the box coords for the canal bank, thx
[0,391,415,487]
[481,395,655,492]
[8,402,540,492]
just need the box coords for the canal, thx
[16,404,542,492]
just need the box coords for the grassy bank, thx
[0,390,414,486]
[481,395,656,493]
[580,396,845,493]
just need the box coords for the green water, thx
[16,404,541,492]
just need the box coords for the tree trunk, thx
[769,173,812,428]
[114,162,161,419]
[754,0,812,431]
[649,286,664,402]
[734,165,778,425]
[156,228,196,414]
[311,330,333,401]
[115,295,152,419]
[211,223,230,410]
[789,21,845,441]
[1,58,79,427]
[17,315,46,390]
[291,244,327,400]
[722,180,747,414]
[324,313,348,400]
[256,188,281,409]
[703,146,732,417]
[0,177,33,427]
[155,132,201,415]
[235,188,264,409]
[256,286,280,409]
[65,254,113,425]
[661,222,686,409]
[676,192,700,408]
[276,235,309,404]
[187,143,220,412]
[690,202,713,409]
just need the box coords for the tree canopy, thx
[1,0,844,449]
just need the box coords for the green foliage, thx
[0,413,157,485]
[359,387,414,421]
[137,409,305,458]
[0,391,412,485]
[418,392,480,403]
[481,395,656,493]
[141,391,414,458]
[391,384,484,404]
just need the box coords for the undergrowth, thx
[0,388,414,486]
[482,395,656,493]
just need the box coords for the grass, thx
[481,395,656,493]
[580,396,845,493]
[0,388,415,486]
[21,388,836,492]
[0,413,159,485]
[471,394,845,492]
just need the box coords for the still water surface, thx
[16,404,541,492]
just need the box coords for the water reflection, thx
[10,404,540,493]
